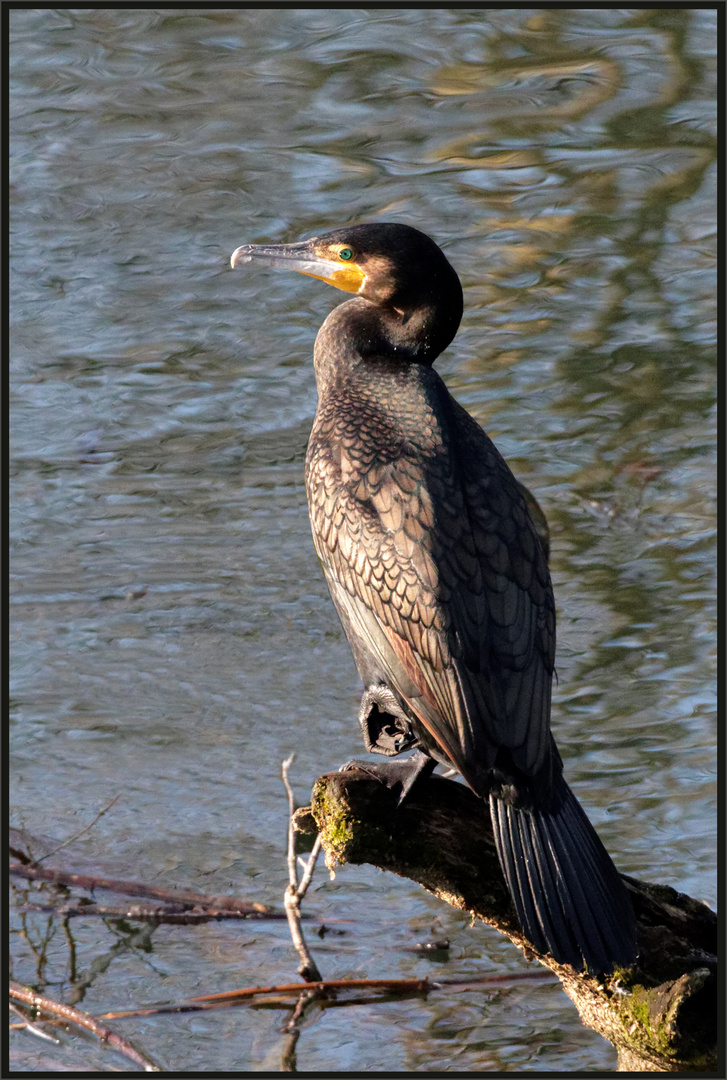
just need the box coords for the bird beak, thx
[230,240,365,294]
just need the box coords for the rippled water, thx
[9,8,716,1073]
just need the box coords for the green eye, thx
[339,247,354,261]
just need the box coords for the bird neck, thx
[313,292,461,387]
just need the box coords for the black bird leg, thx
[340,750,436,805]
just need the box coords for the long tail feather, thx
[490,778,636,973]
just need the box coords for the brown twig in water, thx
[189,972,557,1002]
[9,982,161,1071]
[9,861,277,916]
[96,971,551,1022]
[281,754,323,982]
[194,975,428,1003]
[14,899,267,924]
[9,1000,62,1045]
[98,976,432,1019]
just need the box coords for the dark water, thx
[9,8,716,1073]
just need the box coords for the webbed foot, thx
[340,750,436,805]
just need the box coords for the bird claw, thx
[338,751,436,805]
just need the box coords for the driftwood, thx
[295,768,717,1073]
[8,859,285,925]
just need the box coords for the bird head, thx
[231,222,463,361]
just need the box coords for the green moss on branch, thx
[301,768,717,1073]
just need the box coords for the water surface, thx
[9,7,716,1072]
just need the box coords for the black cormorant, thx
[231,222,637,974]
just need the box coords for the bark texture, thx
[296,768,717,1073]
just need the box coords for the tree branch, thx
[299,768,717,1073]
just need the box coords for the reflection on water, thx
[10,7,716,1073]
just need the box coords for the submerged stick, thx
[98,976,433,1020]
[9,861,275,916]
[8,1001,62,1045]
[14,898,269,923]
[9,982,161,1072]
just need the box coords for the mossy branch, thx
[294,768,717,1073]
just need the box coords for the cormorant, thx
[231,223,637,974]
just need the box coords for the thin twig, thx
[8,1000,62,1045]
[9,982,161,1071]
[34,795,121,864]
[281,990,315,1071]
[9,862,275,915]
[189,976,430,1003]
[282,754,298,890]
[98,977,432,1019]
[297,835,322,900]
[189,971,555,1000]
[285,989,315,1033]
[281,755,323,982]
[15,900,266,923]
[96,971,552,1022]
